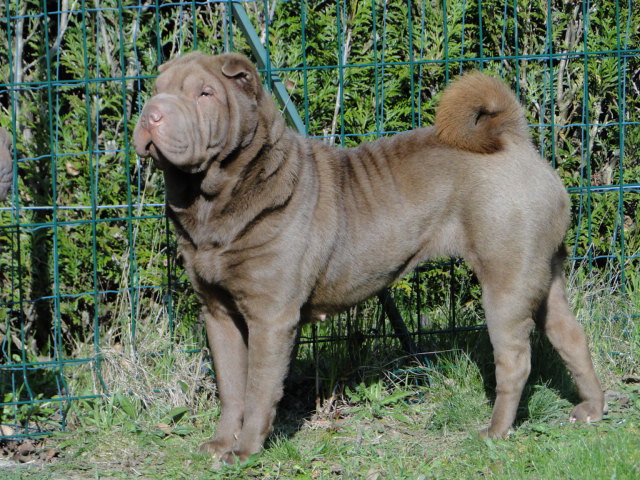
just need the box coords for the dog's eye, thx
[199,86,214,97]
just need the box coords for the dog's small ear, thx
[160,52,200,73]
[158,57,175,73]
[221,54,262,99]
[160,52,195,74]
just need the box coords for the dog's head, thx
[133,52,266,172]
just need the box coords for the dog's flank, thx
[133,52,604,465]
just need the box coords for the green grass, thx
[2,352,638,480]
[2,268,638,479]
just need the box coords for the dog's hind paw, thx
[569,399,604,424]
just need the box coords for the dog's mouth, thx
[133,124,154,158]
[135,138,171,170]
[141,142,169,168]
[147,144,173,169]
[146,143,209,175]
[133,120,214,174]
[135,134,181,166]
[146,142,158,159]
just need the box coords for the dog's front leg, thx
[199,305,249,458]
[219,307,300,464]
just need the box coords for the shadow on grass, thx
[270,324,583,445]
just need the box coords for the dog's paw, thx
[569,400,604,424]
[199,438,234,458]
[220,449,253,466]
[200,441,255,466]
[478,426,512,440]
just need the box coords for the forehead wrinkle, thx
[155,69,187,95]
[183,75,205,93]
[154,74,171,93]
[154,57,225,96]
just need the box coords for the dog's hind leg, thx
[535,251,604,423]
[480,279,537,438]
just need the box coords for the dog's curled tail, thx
[435,72,530,154]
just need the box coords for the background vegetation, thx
[0,1,638,476]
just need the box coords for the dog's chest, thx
[190,245,226,285]
[170,204,232,284]
[177,232,235,288]
[169,195,227,242]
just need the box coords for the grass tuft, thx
[426,353,491,432]
[524,383,573,425]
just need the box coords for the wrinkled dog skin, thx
[134,52,604,464]
[0,128,12,202]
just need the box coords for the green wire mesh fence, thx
[0,0,638,440]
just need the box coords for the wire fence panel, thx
[0,0,638,439]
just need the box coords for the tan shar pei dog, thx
[133,52,604,464]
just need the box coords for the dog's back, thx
[308,73,568,313]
